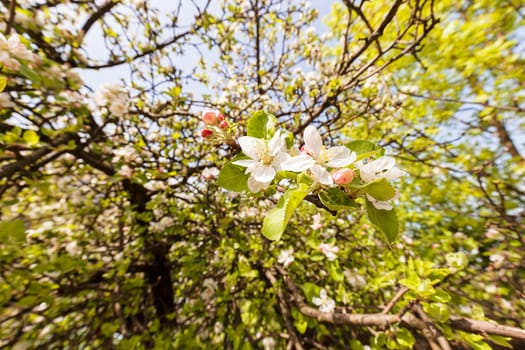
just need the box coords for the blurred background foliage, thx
[0,0,523,349]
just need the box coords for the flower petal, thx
[251,165,276,183]
[247,176,270,193]
[271,152,290,169]
[237,136,265,160]
[268,130,285,156]
[366,194,393,210]
[358,162,376,183]
[310,164,333,185]
[281,155,315,172]
[232,159,260,172]
[325,147,356,167]
[304,125,323,158]
[384,167,406,181]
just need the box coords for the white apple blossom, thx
[344,269,367,289]
[94,83,129,118]
[281,125,356,185]
[277,248,294,267]
[233,131,290,192]
[0,93,15,108]
[311,213,323,230]
[358,156,405,183]
[0,32,34,61]
[144,180,166,192]
[202,167,219,181]
[118,165,134,178]
[319,243,339,261]
[113,145,138,163]
[366,191,399,211]
[358,156,405,210]
[489,253,505,269]
[261,337,276,350]
[312,289,335,313]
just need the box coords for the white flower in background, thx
[0,32,34,61]
[312,289,335,313]
[485,227,502,240]
[118,165,134,178]
[0,93,15,108]
[261,337,276,350]
[344,269,367,289]
[489,253,505,269]
[202,167,219,181]
[65,241,81,256]
[202,278,218,302]
[311,213,323,230]
[319,243,339,261]
[94,83,129,117]
[113,145,138,163]
[149,216,174,232]
[277,248,294,267]
[233,131,290,192]
[281,126,356,185]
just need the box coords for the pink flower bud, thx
[217,114,226,122]
[332,168,355,185]
[201,129,213,138]
[300,145,313,156]
[219,120,229,129]
[201,109,219,125]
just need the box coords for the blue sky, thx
[79,1,336,91]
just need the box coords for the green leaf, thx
[365,197,399,243]
[246,110,276,139]
[261,184,308,240]
[0,219,26,243]
[430,288,451,303]
[239,300,258,326]
[395,327,415,348]
[318,187,358,211]
[217,161,249,192]
[362,179,396,201]
[18,64,41,85]
[445,252,469,271]
[300,282,321,303]
[0,75,6,92]
[345,140,384,160]
[425,302,449,322]
[23,130,39,146]
[487,335,513,349]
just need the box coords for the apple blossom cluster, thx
[200,110,406,244]
[94,83,130,118]
[0,31,35,72]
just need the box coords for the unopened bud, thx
[201,109,219,125]
[219,120,229,129]
[332,168,355,185]
[201,129,213,138]
[218,114,226,122]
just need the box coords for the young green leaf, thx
[0,75,6,92]
[345,140,384,160]
[23,130,39,146]
[217,161,249,192]
[318,188,358,211]
[365,197,399,243]
[362,179,396,201]
[261,184,309,240]
[246,110,277,139]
